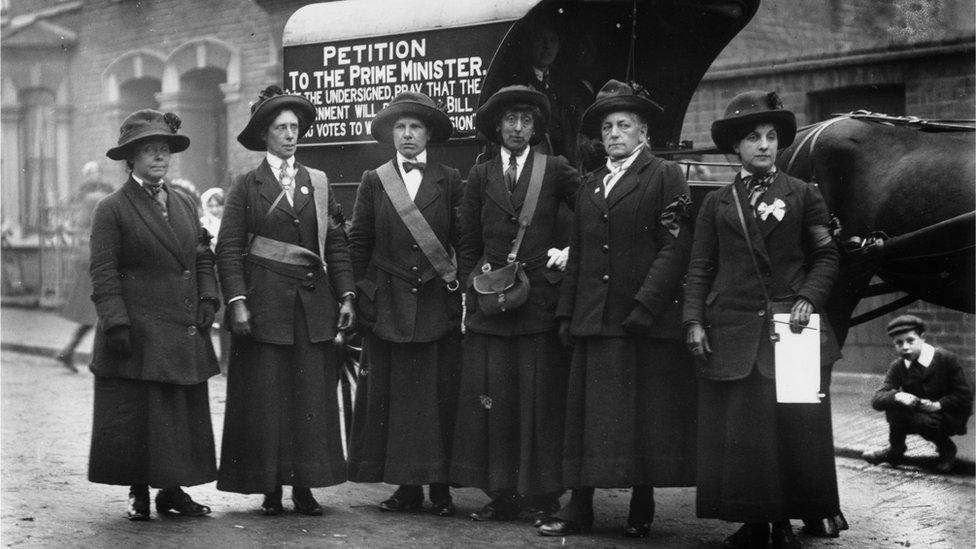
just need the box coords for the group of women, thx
[86,80,845,548]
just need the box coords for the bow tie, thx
[403,161,426,173]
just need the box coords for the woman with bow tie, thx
[346,92,464,517]
[684,91,844,548]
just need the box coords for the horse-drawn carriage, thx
[281,0,975,436]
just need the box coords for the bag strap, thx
[731,183,779,341]
[507,151,547,263]
[376,161,459,290]
[307,167,330,269]
[247,186,288,250]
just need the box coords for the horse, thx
[778,112,976,345]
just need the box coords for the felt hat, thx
[370,91,454,144]
[580,79,663,137]
[236,85,316,152]
[886,314,927,337]
[474,85,550,145]
[105,109,190,161]
[711,90,796,154]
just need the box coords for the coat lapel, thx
[121,178,186,267]
[721,176,771,266]
[587,168,609,215]
[484,156,516,216]
[257,160,295,217]
[606,148,653,209]
[291,164,312,216]
[413,163,443,211]
[509,151,533,211]
[757,172,793,239]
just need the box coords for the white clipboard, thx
[773,313,823,403]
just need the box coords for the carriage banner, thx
[283,23,506,145]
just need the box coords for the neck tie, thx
[745,172,774,213]
[505,154,518,194]
[403,161,426,173]
[278,163,294,206]
[145,182,167,217]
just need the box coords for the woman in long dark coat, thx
[346,92,463,516]
[541,80,697,538]
[216,86,355,515]
[89,109,219,520]
[684,90,843,548]
[450,86,579,524]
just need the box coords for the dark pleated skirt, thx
[562,337,697,488]
[696,367,841,522]
[347,330,462,485]
[217,304,346,494]
[88,376,216,488]
[450,332,569,496]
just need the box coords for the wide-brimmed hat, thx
[711,90,796,154]
[370,91,453,144]
[237,85,316,152]
[580,80,663,137]
[106,110,190,161]
[474,85,550,145]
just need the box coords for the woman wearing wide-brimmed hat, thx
[539,80,697,539]
[346,91,463,516]
[448,85,579,525]
[684,90,843,548]
[88,109,220,520]
[216,86,355,516]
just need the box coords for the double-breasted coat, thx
[683,171,843,522]
[87,177,219,488]
[450,150,579,496]
[215,159,353,494]
[554,147,697,488]
[346,159,464,486]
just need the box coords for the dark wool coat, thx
[216,160,354,344]
[556,148,691,341]
[872,347,974,435]
[89,177,219,384]
[683,172,841,380]
[459,151,580,336]
[347,161,464,343]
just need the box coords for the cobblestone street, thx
[2,350,973,547]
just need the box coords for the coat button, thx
[601,213,608,221]
[187,325,197,336]
[305,284,315,291]
[416,278,423,284]
[510,216,517,223]
[602,274,610,283]
[306,272,314,279]
[758,310,766,317]
[410,287,418,294]
[411,244,419,251]
[182,270,191,279]
[601,244,609,253]
[411,266,419,272]
[292,219,300,226]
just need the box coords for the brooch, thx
[300,186,309,195]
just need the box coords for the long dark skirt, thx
[562,337,697,488]
[450,331,569,496]
[88,376,216,488]
[347,330,462,485]
[217,308,346,494]
[697,368,841,522]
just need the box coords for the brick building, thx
[2,0,972,375]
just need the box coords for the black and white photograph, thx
[1,0,973,547]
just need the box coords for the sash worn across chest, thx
[247,167,331,270]
[375,161,458,288]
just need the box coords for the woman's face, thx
[529,28,559,69]
[263,109,300,160]
[130,139,171,183]
[601,112,647,161]
[734,123,778,174]
[206,196,224,219]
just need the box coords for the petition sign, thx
[283,23,507,145]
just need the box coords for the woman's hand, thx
[558,318,573,349]
[196,299,217,330]
[106,326,132,356]
[337,296,355,331]
[789,297,814,334]
[229,300,251,336]
[685,322,711,361]
[546,247,570,271]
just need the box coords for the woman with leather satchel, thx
[449,85,580,525]
[346,92,464,517]
[683,91,844,549]
[540,80,697,539]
